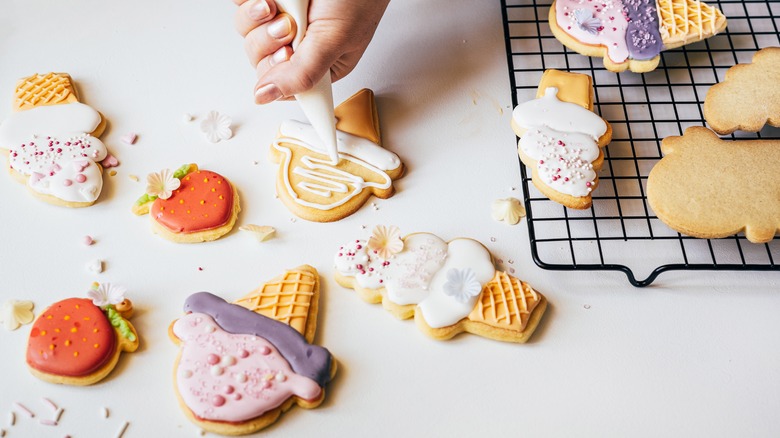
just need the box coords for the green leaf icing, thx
[106,306,137,342]
[173,164,192,180]
[135,193,157,206]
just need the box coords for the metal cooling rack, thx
[501,0,780,286]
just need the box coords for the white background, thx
[1,1,779,437]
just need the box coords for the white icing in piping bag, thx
[276,0,339,165]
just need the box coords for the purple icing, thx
[184,292,333,388]
[622,0,664,60]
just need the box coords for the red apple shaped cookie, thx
[132,163,240,243]
[26,283,138,386]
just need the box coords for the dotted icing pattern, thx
[26,298,116,377]
[152,170,234,233]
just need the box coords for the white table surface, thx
[1,1,779,437]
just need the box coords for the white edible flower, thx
[146,169,181,200]
[442,268,482,303]
[87,283,127,307]
[0,300,35,331]
[491,198,526,225]
[200,111,233,143]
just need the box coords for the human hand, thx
[232,0,391,104]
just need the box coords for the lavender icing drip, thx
[184,292,333,388]
[622,0,664,60]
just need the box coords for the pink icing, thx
[556,0,630,63]
[172,313,322,423]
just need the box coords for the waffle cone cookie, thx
[704,47,780,135]
[132,164,240,243]
[549,0,726,73]
[511,70,612,210]
[0,73,111,207]
[26,283,139,386]
[334,226,548,343]
[169,266,335,435]
[270,89,405,222]
[647,127,780,243]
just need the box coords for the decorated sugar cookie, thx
[270,89,405,222]
[549,0,727,73]
[132,163,240,243]
[511,70,612,210]
[26,283,138,386]
[0,73,114,207]
[170,265,336,435]
[334,226,547,343]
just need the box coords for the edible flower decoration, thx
[443,268,482,303]
[491,198,526,225]
[200,111,233,143]
[146,168,181,200]
[87,283,136,342]
[367,225,404,260]
[574,9,602,35]
[0,300,35,331]
[135,163,192,206]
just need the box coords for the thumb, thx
[253,35,336,104]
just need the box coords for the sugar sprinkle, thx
[115,421,129,438]
[13,402,34,418]
[102,407,110,418]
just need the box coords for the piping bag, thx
[276,0,339,164]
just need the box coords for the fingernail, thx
[249,0,271,20]
[269,47,289,67]
[268,16,291,39]
[255,84,283,104]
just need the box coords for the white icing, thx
[273,120,400,211]
[0,103,107,203]
[513,88,606,198]
[334,233,496,328]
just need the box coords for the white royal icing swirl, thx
[273,120,401,211]
[512,87,607,198]
[334,233,496,328]
[0,102,107,203]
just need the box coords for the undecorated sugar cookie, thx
[26,283,138,386]
[170,265,336,435]
[132,163,240,243]
[549,0,727,73]
[270,89,405,222]
[0,73,113,207]
[334,226,547,343]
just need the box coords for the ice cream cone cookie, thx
[169,266,335,435]
[0,73,112,207]
[511,70,612,210]
[132,164,241,243]
[549,0,727,73]
[704,47,780,135]
[26,283,139,386]
[270,89,405,222]
[334,226,547,343]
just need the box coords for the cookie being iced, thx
[549,0,727,73]
[170,266,335,435]
[132,163,240,243]
[511,70,612,210]
[26,283,138,386]
[334,226,547,343]
[0,73,112,207]
[704,47,780,134]
[647,127,780,243]
[270,89,405,222]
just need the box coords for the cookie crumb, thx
[109,170,117,177]
[82,235,94,246]
[183,113,194,122]
[128,174,139,182]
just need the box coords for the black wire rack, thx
[501,0,780,286]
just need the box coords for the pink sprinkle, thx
[356,244,362,250]
[260,346,271,355]
[224,385,235,394]
[237,349,249,358]
[198,267,203,271]
[63,179,73,186]
[211,395,226,407]
[207,354,220,365]
[83,235,94,246]
[13,402,34,418]
[75,174,87,183]
[42,397,58,411]
[40,419,57,426]
[120,133,137,145]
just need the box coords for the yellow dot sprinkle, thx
[170,210,175,214]
[65,340,71,346]
[203,178,209,183]
[75,305,80,309]
[54,328,60,333]
[46,315,52,320]
[204,214,209,218]
[49,344,55,350]
[82,337,87,342]
[94,343,100,349]
[186,176,191,181]
[213,204,217,207]
[70,327,78,333]
[40,330,47,336]
[190,187,195,191]
[73,351,79,357]
[179,199,184,204]
[83,317,90,321]
[64,315,70,321]
[218,195,224,200]
[200,200,205,205]
[186,210,191,214]
[217,180,222,184]
[160,206,164,211]
[211,188,216,192]
[93,328,99,333]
